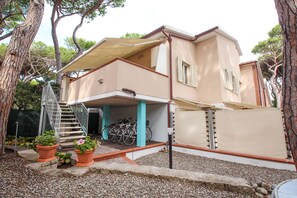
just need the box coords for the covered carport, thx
[84,94,168,147]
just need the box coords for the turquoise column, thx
[102,105,110,140]
[137,101,146,147]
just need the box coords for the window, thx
[182,62,190,85]
[177,57,197,87]
[232,73,240,94]
[223,68,240,94]
[224,69,233,90]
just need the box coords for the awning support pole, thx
[137,101,146,147]
[102,105,110,140]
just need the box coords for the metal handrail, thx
[71,103,89,135]
[43,83,61,138]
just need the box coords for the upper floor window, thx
[177,57,197,87]
[224,68,239,94]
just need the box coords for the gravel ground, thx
[0,152,252,198]
[136,151,297,185]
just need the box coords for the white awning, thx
[59,38,163,73]
[223,101,267,109]
[174,97,221,110]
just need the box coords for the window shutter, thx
[191,65,198,87]
[177,57,183,82]
[224,69,229,89]
[228,70,233,90]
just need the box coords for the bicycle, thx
[123,120,152,146]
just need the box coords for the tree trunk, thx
[72,17,85,60]
[0,0,44,154]
[50,1,62,85]
[269,78,282,108]
[274,0,297,171]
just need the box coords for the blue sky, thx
[5,0,280,62]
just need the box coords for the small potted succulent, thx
[35,130,58,162]
[73,136,99,167]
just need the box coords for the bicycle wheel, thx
[146,127,152,142]
[109,128,118,143]
[117,128,125,144]
[124,130,136,146]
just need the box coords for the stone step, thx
[59,135,85,141]
[59,142,74,148]
[61,114,75,117]
[60,108,72,110]
[59,131,85,136]
[60,118,77,121]
[56,126,81,130]
[61,111,74,114]
[60,122,80,125]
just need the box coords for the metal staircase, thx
[38,84,87,149]
[57,102,87,148]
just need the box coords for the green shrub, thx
[55,152,72,165]
[35,130,57,146]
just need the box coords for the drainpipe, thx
[255,63,263,106]
[162,30,173,128]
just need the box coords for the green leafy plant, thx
[5,136,36,150]
[55,152,72,166]
[35,130,57,146]
[73,136,99,154]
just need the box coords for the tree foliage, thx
[121,32,145,39]
[13,81,44,111]
[252,25,283,107]
[0,0,30,40]
[0,41,76,82]
[48,0,125,84]
[64,37,95,52]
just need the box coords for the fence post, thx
[207,110,215,150]
[14,122,19,154]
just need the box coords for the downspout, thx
[255,63,263,106]
[162,30,173,128]
[161,28,208,127]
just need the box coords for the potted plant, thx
[35,130,58,162]
[73,136,99,167]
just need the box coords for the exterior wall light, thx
[98,79,103,84]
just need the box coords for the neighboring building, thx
[44,25,271,147]
[240,61,271,107]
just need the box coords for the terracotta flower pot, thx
[75,149,95,167]
[36,144,59,162]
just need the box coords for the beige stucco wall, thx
[171,37,199,101]
[60,76,73,102]
[67,59,169,104]
[116,61,169,99]
[67,61,119,103]
[217,34,241,103]
[175,110,208,148]
[216,109,287,159]
[240,64,257,105]
[172,35,241,104]
[195,37,222,103]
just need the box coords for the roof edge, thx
[239,60,258,66]
[195,26,219,38]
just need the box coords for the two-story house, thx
[40,25,270,148]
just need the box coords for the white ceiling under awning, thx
[59,38,163,73]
